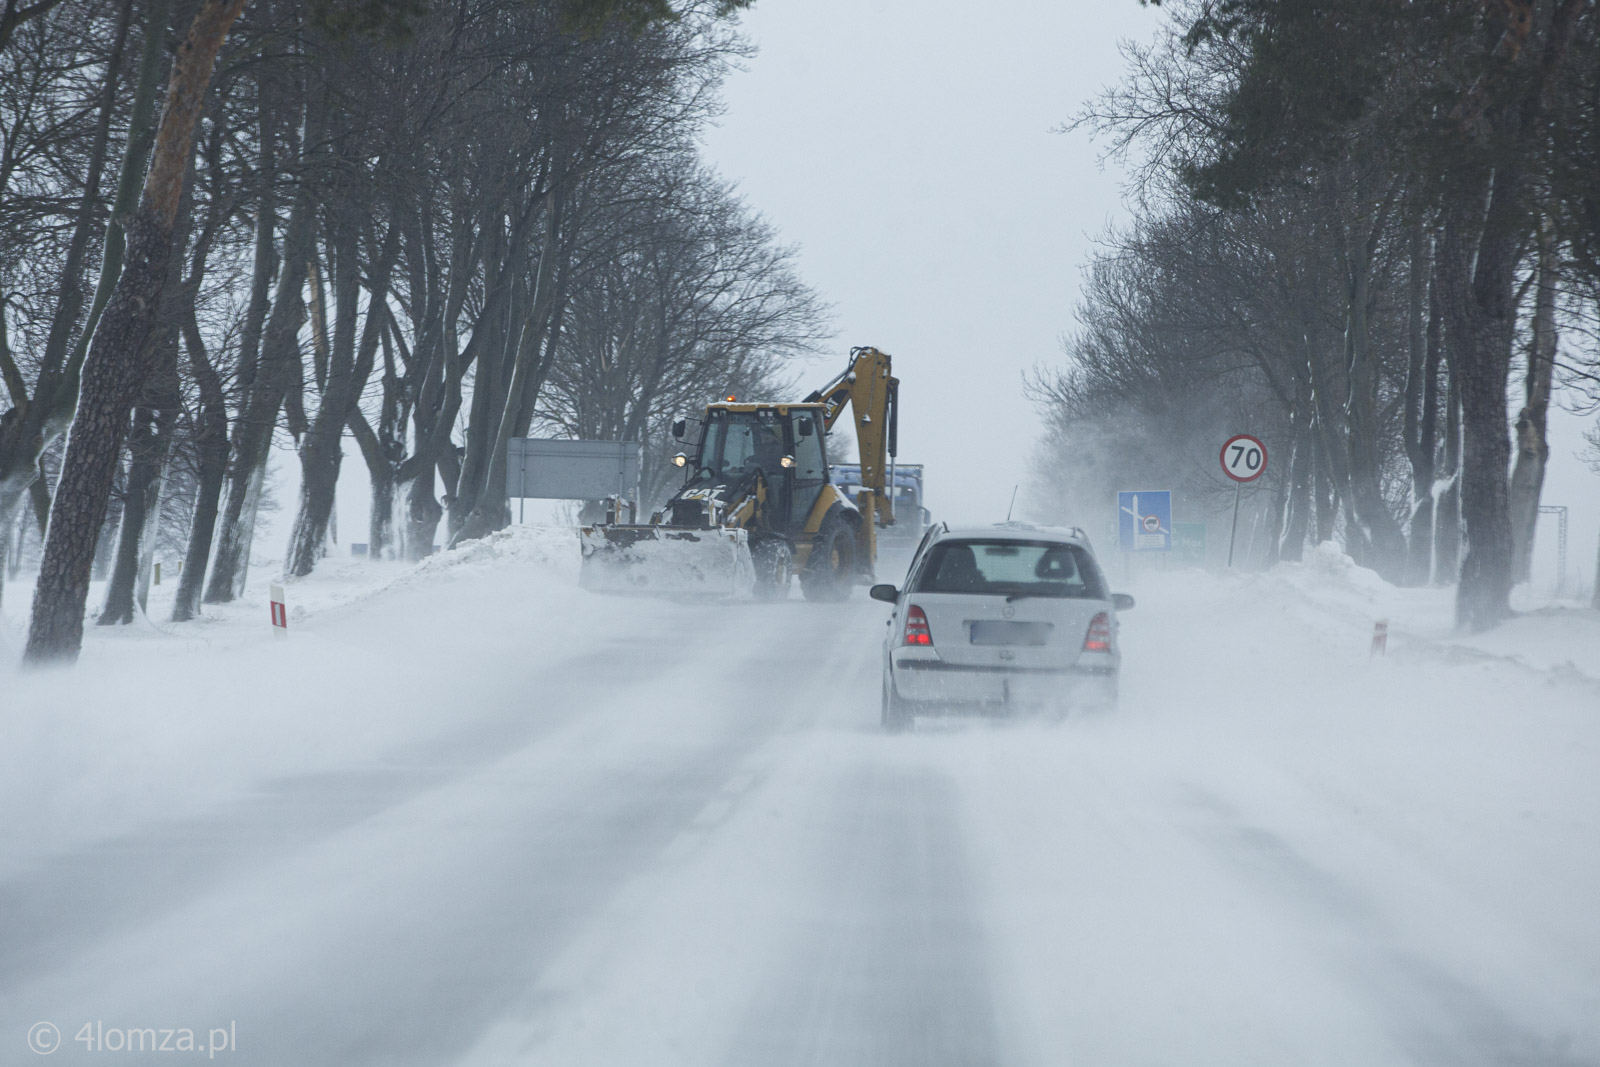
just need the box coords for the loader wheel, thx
[800,516,856,602]
[752,540,792,601]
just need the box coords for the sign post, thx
[1219,434,1267,567]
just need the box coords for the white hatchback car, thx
[871,522,1133,730]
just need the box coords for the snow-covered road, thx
[3,532,1598,1065]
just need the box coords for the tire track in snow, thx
[726,762,1002,1067]
[1181,786,1594,1067]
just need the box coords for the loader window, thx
[789,410,826,526]
[698,411,788,483]
[699,414,757,480]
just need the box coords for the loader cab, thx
[679,403,829,535]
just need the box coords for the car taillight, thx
[1083,612,1112,653]
[903,605,932,646]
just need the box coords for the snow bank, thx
[0,525,583,878]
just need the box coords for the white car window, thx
[915,540,1102,599]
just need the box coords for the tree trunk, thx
[23,0,247,665]
[205,183,315,602]
[171,305,227,620]
[1402,218,1441,586]
[1278,414,1312,563]
[1438,167,1520,632]
[349,408,400,560]
[348,309,406,561]
[1434,363,1463,584]
[285,222,397,576]
[1311,428,1335,544]
[451,189,569,548]
[64,0,176,387]
[404,466,442,558]
[99,407,162,624]
[1509,222,1557,584]
[100,169,193,625]
[1341,257,1407,581]
[92,477,122,581]
[234,65,278,400]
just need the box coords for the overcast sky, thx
[697,0,1162,526]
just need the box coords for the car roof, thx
[934,521,1091,546]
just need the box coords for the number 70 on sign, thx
[1221,435,1267,482]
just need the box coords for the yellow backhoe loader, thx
[579,347,900,599]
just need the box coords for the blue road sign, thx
[1118,491,1172,552]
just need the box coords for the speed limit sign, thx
[1220,434,1268,482]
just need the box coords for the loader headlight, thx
[673,452,689,467]
[780,455,796,469]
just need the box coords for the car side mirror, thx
[672,419,686,440]
[869,584,899,603]
[1112,593,1135,611]
[797,417,814,437]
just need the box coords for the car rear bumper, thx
[889,653,1117,711]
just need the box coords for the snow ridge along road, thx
[2,529,1597,1065]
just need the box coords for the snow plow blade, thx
[578,524,755,598]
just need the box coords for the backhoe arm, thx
[805,346,898,563]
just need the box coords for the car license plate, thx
[968,620,1052,646]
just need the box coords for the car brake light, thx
[1083,612,1112,653]
[903,605,932,646]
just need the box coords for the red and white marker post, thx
[1219,434,1268,567]
[269,581,288,637]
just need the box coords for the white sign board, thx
[507,438,640,500]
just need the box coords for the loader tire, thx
[752,539,792,601]
[800,516,855,602]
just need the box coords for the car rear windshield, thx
[914,539,1106,599]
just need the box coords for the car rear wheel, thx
[881,669,912,733]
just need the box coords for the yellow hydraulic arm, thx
[805,346,898,565]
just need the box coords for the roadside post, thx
[1370,619,1388,658]
[269,581,288,638]
[1219,434,1268,567]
